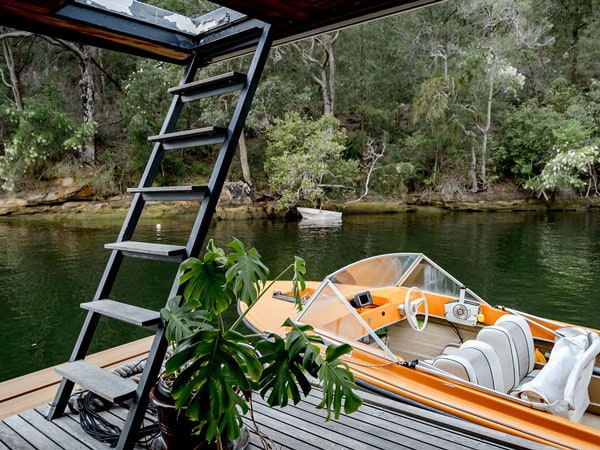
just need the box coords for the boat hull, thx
[297,207,342,222]
[241,280,600,450]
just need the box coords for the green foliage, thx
[264,112,358,208]
[123,60,180,151]
[63,121,99,156]
[370,162,420,196]
[525,122,600,197]
[0,103,75,191]
[161,239,360,445]
[5,0,600,200]
[496,100,564,183]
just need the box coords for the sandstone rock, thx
[218,181,254,206]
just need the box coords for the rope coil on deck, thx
[68,357,162,448]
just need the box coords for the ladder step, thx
[168,71,246,102]
[55,360,137,403]
[197,22,264,61]
[148,126,227,150]
[81,300,161,329]
[128,185,210,202]
[105,241,187,262]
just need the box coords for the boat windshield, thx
[296,280,397,361]
[294,253,485,361]
[327,254,418,288]
[327,253,483,301]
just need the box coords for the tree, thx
[42,39,98,165]
[346,137,386,204]
[525,122,600,199]
[0,28,30,112]
[264,112,358,209]
[291,32,340,115]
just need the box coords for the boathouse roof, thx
[0,0,442,64]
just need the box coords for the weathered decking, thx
[0,337,155,421]
[1,384,550,450]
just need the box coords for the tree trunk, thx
[324,35,336,115]
[470,145,478,193]
[238,130,253,187]
[298,32,339,116]
[569,0,581,86]
[0,29,31,112]
[479,75,494,188]
[1,40,23,111]
[78,44,96,165]
[45,37,97,165]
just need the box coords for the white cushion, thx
[516,327,600,422]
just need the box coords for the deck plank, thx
[36,404,109,450]
[19,408,95,450]
[0,336,153,420]
[3,413,63,449]
[0,421,35,449]
[1,373,552,450]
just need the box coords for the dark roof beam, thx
[55,1,197,52]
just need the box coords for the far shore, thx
[2,188,600,221]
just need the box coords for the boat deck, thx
[1,385,551,449]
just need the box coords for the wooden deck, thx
[0,337,155,421]
[1,384,551,449]
[0,337,552,449]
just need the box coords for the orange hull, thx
[241,280,600,450]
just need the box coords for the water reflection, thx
[1,211,600,381]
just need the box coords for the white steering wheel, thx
[404,286,428,332]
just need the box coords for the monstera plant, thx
[152,238,362,449]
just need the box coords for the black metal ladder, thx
[47,18,272,450]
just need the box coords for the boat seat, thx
[477,314,535,393]
[515,327,600,422]
[432,340,505,391]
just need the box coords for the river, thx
[1,210,600,382]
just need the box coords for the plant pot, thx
[150,381,235,450]
[150,380,250,450]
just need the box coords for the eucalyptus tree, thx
[0,28,29,112]
[284,32,340,116]
[541,0,600,87]
[412,0,554,193]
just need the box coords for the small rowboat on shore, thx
[297,206,342,223]
[240,253,600,449]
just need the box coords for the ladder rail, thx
[188,23,273,259]
[47,21,274,450]
[47,52,201,421]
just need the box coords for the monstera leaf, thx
[161,295,211,343]
[256,319,360,420]
[225,238,269,306]
[165,328,262,442]
[160,238,362,445]
[317,344,363,420]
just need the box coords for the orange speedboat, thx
[240,253,600,449]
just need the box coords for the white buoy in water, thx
[156,223,162,231]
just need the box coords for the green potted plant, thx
[151,238,362,450]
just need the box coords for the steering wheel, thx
[404,286,428,331]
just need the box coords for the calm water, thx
[2,210,600,382]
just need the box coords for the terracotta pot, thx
[149,382,234,450]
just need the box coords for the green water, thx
[1,210,600,382]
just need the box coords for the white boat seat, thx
[432,340,505,391]
[515,327,600,422]
[477,314,535,393]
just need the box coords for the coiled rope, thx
[68,358,160,448]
